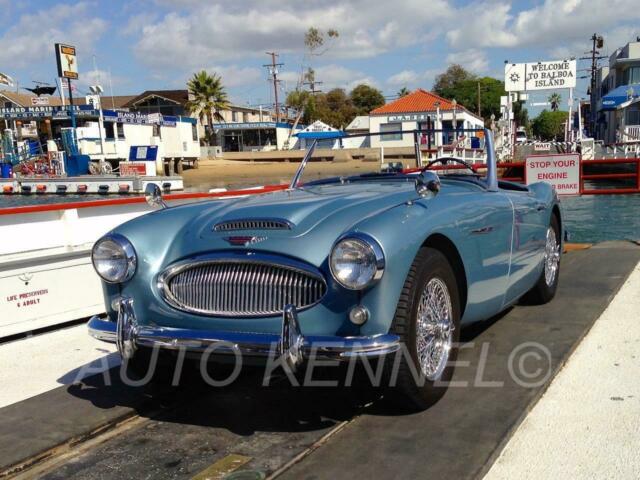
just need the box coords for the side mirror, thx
[145,183,167,209]
[415,171,441,198]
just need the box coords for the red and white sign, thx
[119,161,151,176]
[30,96,50,106]
[526,154,580,195]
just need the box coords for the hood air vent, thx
[213,218,293,232]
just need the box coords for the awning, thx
[600,84,640,110]
[294,130,346,139]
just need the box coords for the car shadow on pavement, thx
[60,307,516,435]
[62,361,385,436]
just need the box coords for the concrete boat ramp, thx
[1,242,639,479]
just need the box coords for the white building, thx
[595,40,640,143]
[368,89,485,149]
[344,116,370,148]
[295,120,343,149]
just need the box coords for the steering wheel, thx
[422,156,477,174]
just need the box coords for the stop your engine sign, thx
[525,154,580,195]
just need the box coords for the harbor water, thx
[1,192,639,244]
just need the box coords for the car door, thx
[501,189,547,305]
[456,189,514,323]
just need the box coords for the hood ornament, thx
[223,236,267,246]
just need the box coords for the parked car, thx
[89,129,563,410]
[515,129,528,144]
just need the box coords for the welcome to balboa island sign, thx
[505,60,576,92]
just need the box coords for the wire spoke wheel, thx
[416,277,454,380]
[544,226,560,287]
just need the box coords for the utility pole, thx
[477,82,481,116]
[263,52,283,123]
[303,71,323,94]
[579,34,605,137]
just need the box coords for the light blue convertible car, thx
[89,129,562,409]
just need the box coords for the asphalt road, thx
[1,241,638,479]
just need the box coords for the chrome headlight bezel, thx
[329,233,385,290]
[91,234,137,284]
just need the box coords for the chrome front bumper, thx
[88,298,400,367]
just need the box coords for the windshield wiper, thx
[289,139,318,189]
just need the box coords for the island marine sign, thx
[55,43,78,80]
[526,154,580,195]
[505,60,576,92]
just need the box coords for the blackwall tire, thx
[387,247,461,411]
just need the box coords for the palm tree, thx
[548,93,562,112]
[397,87,410,97]
[186,70,229,144]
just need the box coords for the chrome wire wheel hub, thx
[544,227,560,286]
[416,277,454,380]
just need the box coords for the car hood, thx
[117,181,419,268]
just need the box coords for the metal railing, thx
[580,157,640,194]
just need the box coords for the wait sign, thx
[526,154,580,195]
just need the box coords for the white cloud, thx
[446,0,640,52]
[386,69,439,88]
[446,49,489,73]
[203,65,263,88]
[76,69,127,90]
[133,0,452,70]
[0,3,107,69]
[313,64,376,91]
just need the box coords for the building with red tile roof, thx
[368,89,485,149]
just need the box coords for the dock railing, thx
[580,157,640,194]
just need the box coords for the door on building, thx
[224,132,241,152]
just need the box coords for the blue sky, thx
[1,0,639,115]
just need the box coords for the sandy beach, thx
[181,158,396,191]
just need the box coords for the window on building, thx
[192,123,198,141]
[243,112,249,123]
[232,111,238,122]
[152,124,161,138]
[627,109,640,126]
[623,67,640,85]
[380,122,402,141]
[116,123,125,139]
[104,122,115,140]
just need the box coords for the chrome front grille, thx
[213,218,292,231]
[160,257,326,317]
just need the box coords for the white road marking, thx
[0,324,119,409]
[485,262,640,479]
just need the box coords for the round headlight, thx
[92,234,137,283]
[330,234,384,290]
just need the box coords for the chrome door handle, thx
[536,203,546,211]
[470,226,494,234]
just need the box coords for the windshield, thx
[291,128,492,188]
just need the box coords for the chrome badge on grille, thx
[223,236,267,246]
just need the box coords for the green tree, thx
[532,109,568,140]
[315,88,357,128]
[286,89,316,125]
[433,64,476,95]
[548,93,562,111]
[435,75,504,123]
[349,84,385,115]
[186,70,229,144]
[397,87,410,97]
[513,101,530,132]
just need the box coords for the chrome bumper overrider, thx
[88,298,400,367]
